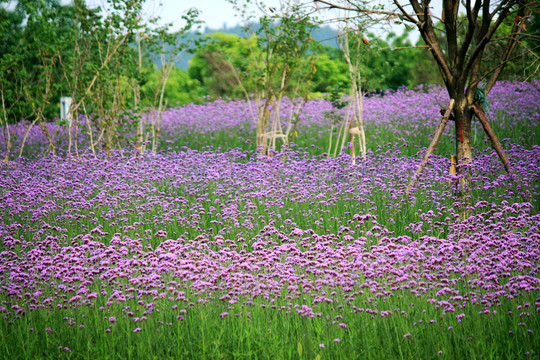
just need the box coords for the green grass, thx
[1,286,538,359]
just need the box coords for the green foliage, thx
[0,0,201,156]
[189,1,322,103]
[312,30,441,94]
[310,49,350,94]
[355,31,419,91]
[188,32,260,98]
[0,0,75,122]
[487,17,539,80]
[142,67,204,106]
[411,38,445,87]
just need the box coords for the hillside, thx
[169,23,339,70]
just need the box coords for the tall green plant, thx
[67,0,147,156]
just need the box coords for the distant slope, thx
[167,24,339,70]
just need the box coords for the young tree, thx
[314,0,538,171]
[134,8,201,155]
[226,0,321,155]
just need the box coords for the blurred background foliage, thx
[1,0,538,124]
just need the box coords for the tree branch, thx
[444,0,460,70]
[463,1,516,90]
[393,0,420,25]
[476,42,540,85]
[456,0,481,73]
[402,0,453,85]
[485,3,533,93]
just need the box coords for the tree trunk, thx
[453,96,474,212]
[453,97,473,167]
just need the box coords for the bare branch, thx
[368,45,429,51]
[314,0,400,18]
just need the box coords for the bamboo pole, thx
[471,103,512,174]
[406,99,455,197]
[349,119,356,164]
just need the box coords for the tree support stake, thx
[405,99,455,197]
[471,103,512,174]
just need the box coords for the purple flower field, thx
[2,80,539,157]
[0,80,539,359]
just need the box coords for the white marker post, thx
[60,96,72,121]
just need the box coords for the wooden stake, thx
[449,155,457,185]
[472,103,512,174]
[406,99,455,197]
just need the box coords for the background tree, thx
[0,0,82,157]
[366,31,418,90]
[0,0,76,123]
[314,0,539,173]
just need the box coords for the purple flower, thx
[109,316,116,323]
[334,338,341,343]
[319,343,325,348]
[220,312,229,319]
[133,328,142,333]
